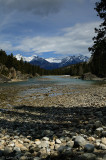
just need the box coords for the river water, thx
[0,75,103,87]
[0,76,105,108]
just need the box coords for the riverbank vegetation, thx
[0,50,49,78]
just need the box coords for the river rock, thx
[74,136,86,147]
[56,139,61,144]
[84,144,95,152]
[95,127,104,136]
[35,139,41,145]
[94,121,102,128]
[102,131,106,137]
[42,137,49,141]
[33,157,41,160]
[81,72,97,80]
[3,147,13,155]
[20,156,28,160]
[103,154,106,160]
[99,144,106,150]
[66,140,74,148]
[40,141,49,148]
[79,153,96,160]
[101,138,106,145]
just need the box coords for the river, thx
[0,75,104,87]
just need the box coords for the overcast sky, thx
[0,0,101,58]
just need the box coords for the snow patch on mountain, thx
[15,54,89,70]
[15,54,37,62]
[46,57,62,63]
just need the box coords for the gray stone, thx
[40,141,49,148]
[81,72,97,80]
[14,146,21,152]
[79,153,96,160]
[84,144,95,152]
[101,138,106,145]
[20,156,28,160]
[33,158,41,160]
[42,130,54,136]
[54,144,60,150]
[63,146,72,155]
[74,136,86,147]
[0,157,5,160]
[102,131,106,137]
[94,121,102,128]
[57,145,72,155]
[3,147,13,155]
[42,137,49,141]
[56,139,61,144]
[99,144,106,150]
[103,154,106,160]
[95,127,104,136]
[57,146,66,153]
[14,136,19,139]
[66,140,74,148]
[95,142,100,148]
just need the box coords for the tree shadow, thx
[0,105,106,159]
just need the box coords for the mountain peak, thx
[15,54,89,70]
[15,54,37,62]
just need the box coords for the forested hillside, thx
[0,50,48,79]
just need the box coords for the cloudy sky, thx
[0,0,101,58]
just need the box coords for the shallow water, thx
[0,75,104,87]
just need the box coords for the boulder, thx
[81,72,97,80]
[74,136,86,147]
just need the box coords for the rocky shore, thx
[0,83,106,160]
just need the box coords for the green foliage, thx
[0,49,7,64]
[89,0,106,77]
[49,62,91,76]
[0,50,48,76]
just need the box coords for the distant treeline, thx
[49,61,91,76]
[0,50,49,76]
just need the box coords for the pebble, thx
[55,139,61,144]
[99,144,106,150]
[0,84,106,159]
[103,154,106,160]
[101,138,106,145]
[84,144,95,152]
[79,153,96,160]
[74,136,86,147]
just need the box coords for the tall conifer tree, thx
[89,0,106,77]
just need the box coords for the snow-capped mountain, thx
[46,57,62,63]
[15,54,89,70]
[60,55,89,67]
[15,54,37,62]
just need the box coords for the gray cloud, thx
[0,0,87,16]
[0,21,100,56]
[0,0,65,16]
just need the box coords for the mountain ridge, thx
[15,54,89,70]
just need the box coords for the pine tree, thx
[89,0,106,77]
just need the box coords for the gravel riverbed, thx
[0,83,106,160]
